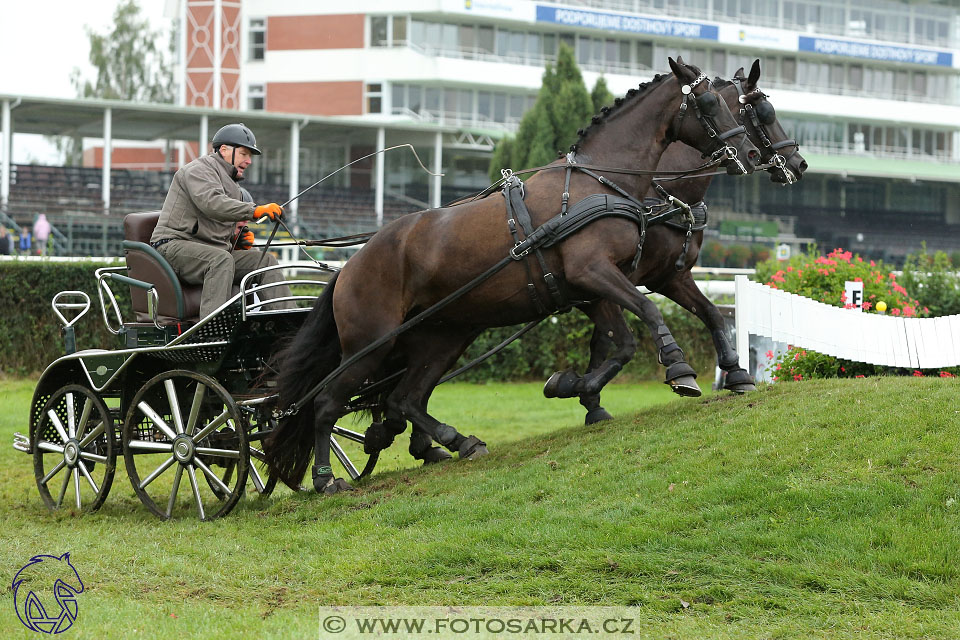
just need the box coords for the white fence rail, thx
[735,275,960,371]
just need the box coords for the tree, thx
[591,76,614,114]
[73,0,175,103]
[488,44,596,181]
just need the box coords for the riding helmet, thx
[212,123,262,155]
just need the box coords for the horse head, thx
[726,60,807,184]
[667,57,759,176]
[12,553,85,633]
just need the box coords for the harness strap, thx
[503,176,547,314]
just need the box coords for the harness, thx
[731,76,800,184]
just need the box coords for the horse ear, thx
[668,57,693,83]
[733,66,745,80]
[748,59,762,89]
[676,55,686,66]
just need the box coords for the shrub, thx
[700,240,726,267]
[755,246,928,317]
[750,244,771,265]
[899,244,960,317]
[763,346,960,383]
[725,244,751,268]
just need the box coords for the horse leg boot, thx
[385,328,487,462]
[311,395,354,495]
[658,271,755,393]
[566,260,701,397]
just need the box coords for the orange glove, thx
[233,228,255,250]
[253,202,283,222]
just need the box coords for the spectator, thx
[33,213,51,256]
[0,227,11,255]
[18,226,32,255]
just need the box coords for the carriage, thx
[12,210,376,520]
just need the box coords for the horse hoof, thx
[543,370,581,398]
[419,447,453,465]
[668,375,702,397]
[458,435,489,460]
[726,383,757,394]
[314,475,354,495]
[585,407,614,424]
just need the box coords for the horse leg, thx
[567,262,701,397]
[385,327,489,462]
[543,300,636,424]
[657,271,756,393]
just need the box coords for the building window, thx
[249,18,265,61]
[366,83,382,114]
[248,84,264,110]
[371,16,388,47]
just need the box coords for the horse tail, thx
[265,271,342,489]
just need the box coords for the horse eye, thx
[755,101,777,125]
[696,92,720,116]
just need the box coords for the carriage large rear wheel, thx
[122,370,248,520]
[33,385,116,513]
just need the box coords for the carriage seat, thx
[123,212,203,323]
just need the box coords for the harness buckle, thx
[510,243,531,260]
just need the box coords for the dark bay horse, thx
[544,59,808,424]
[265,59,760,493]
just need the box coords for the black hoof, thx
[418,447,453,465]
[723,368,756,394]
[543,370,581,398]
[364,421,398,454]
[458,435,489,460]
[585,407,614,424]
[726,382,757,394]
[667,375,702,397]
[314,475,354,495]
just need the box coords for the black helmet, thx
[212,123,261,155]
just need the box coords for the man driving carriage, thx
[150,123,296,318]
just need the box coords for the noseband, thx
[731,77,800,184]
[672,73,748,174]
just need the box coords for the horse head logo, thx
[12,553,84,634]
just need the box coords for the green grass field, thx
[2,376,959,638]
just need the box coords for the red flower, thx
[913,370,924,377]
[891,308,901,316]
[793,374,803,381]
[855,374,865,378]
[939,371,956,378]
[861,302,872,310]
[765,350,774,360]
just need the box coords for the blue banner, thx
[798,36,952,67]
[536,5,718,41]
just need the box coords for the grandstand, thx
[1,0,959,263]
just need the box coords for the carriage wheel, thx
[122,370,248,520]
[248,444,278,496]
[33,385,116,513]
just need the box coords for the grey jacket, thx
[150,153,256,249]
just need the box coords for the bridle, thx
[730,76,800,184]
[672,72,749,175]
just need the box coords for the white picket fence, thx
[735,275,960,370]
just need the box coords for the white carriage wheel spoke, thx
[73,468,81,509]
[194,447,241,459]
[127,440,174,452]
[37,441,65,454]
[75,397,93,441]
[41,459,67,486]
[190,409,231,443]
[164,379,185,435]
[56,468,70,507]
[78,451,108,465]
[185,383,207,436]
[249,462,265,493]
[166,464,184,518]
[186,464,206,520]
[78,461,100,495]
[137,401,178,441]
[47,410,70,444]
[78,421,106,448]
[66,392,76,439]
[193,457,233,497]
[138,456,177,490]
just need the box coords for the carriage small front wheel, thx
[122,370,248,521]
[33,384,116,513]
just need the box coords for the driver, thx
[150,123,296,318]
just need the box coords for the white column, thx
[178,0,187,107]
[1,100,10,209]
[430,131,442,209]
[375,127,385,227]
[288,120,301,232]
[199,114,208,155]
[213,0,222,108]
[102,107,112,213]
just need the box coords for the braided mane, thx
[569,73,669,154]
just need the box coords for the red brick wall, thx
[266,81,363,115]
[267,14,364,50]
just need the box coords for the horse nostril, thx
[799,160,808,173]
[747,149,759,161]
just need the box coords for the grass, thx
[1,376,959,638]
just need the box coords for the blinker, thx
[755,101,776,125]
[696,91,720,116]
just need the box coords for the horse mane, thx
[712,77,733,89]
[569,72,669,153]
